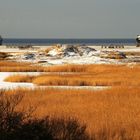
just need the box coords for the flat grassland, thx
[1,62,140,139]
[2,60,140,73]
[3,87,140,139]
[4,63,140,86]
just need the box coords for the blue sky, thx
[0,0,139,38]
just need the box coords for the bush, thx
[13,117,90,140]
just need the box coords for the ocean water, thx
[3,38,136,46]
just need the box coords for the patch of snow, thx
[41,86,110,91]
[0,72,41,90]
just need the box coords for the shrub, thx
[14,117,90,140]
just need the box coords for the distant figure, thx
[136,35,140,47]
[0,35,3,45]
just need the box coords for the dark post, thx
[0,35,3,45]
[136,35,140,47]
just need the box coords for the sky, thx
[0,0,140,38]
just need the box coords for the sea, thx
[3,38,136,46]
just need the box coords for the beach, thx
[1,44,140,65]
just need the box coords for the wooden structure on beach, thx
[101,44,124,49]
[136,35,140,47]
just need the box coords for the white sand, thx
[1,45,140,65]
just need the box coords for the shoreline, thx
[0,44,138,50]
[1,45,140,65]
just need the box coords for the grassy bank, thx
[5,64,140,86]
[2,87,140,139]
[1,60,140,72]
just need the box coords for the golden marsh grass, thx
[4,64,140,86]
[2,63,140,139]
[2,87,140,139]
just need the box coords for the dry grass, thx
[1,60,140,73]
[43,64,140,73]
[0,61,87,72]
[0,60,126,72]
[2,63,140,139]
[2,87,140,139]
[4,75,34,83]
[43,64,87,72]
[5,64,140,86]
[124,51,140,56]
[32,72,140,86]
[0,61,45,72]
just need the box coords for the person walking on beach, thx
[136,35,140,47]
[0,35,3,45]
